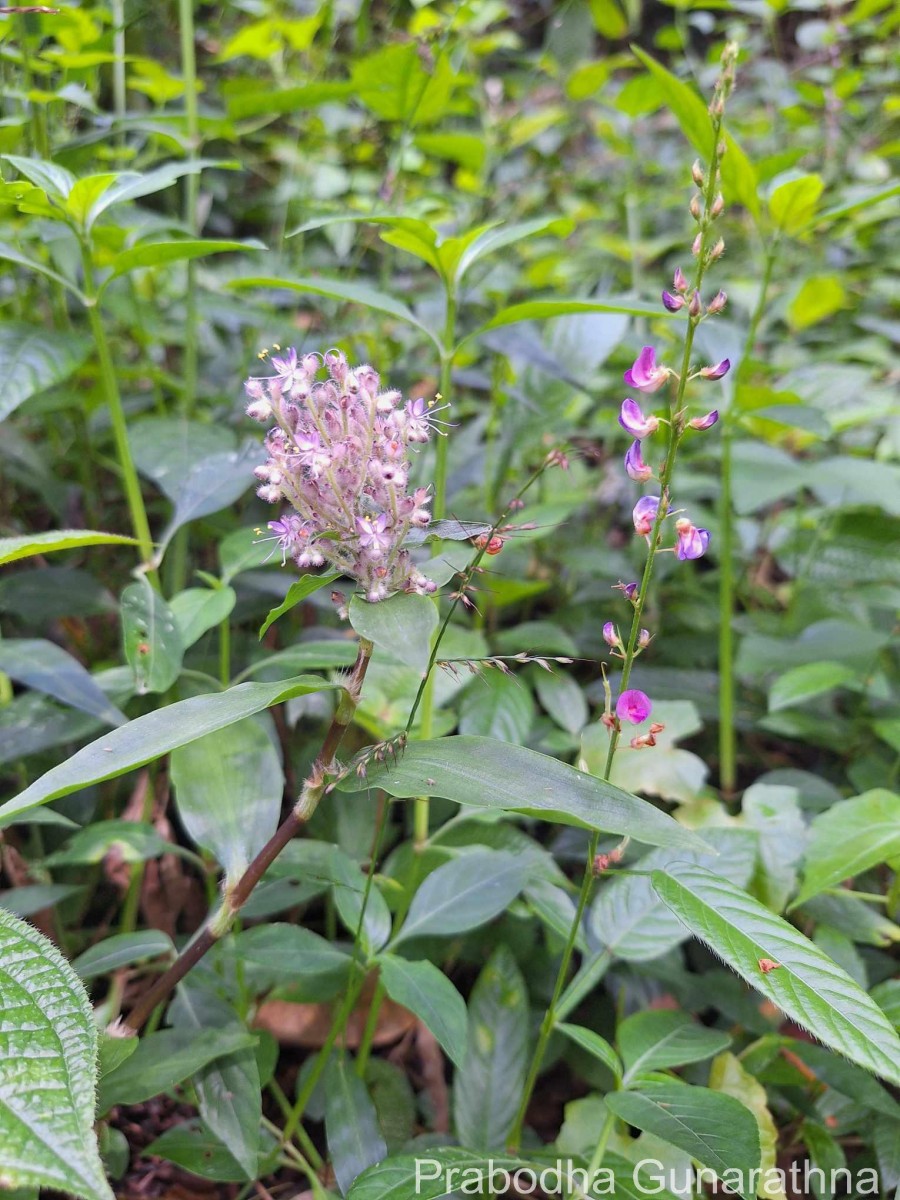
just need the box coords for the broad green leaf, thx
[651,864,900,1086]
[232,923,351,995]
[103,238,261,284]
[0,530,137,567]
[64,173,119,225]
[84,159,231,228]
[394,850,524,945]
[378,218,442,274]
[454,946,529,1148]
[557,1022,623,1082]
[170,586,237,650]
[98,1026,256,1111]
[121,579,184,694]
[533,668,588,735]
[618,1010,731,1084]
[606,1082,760,1198]
[767,172,824,234]
[260,571,340,639]
[231,275,440,349]
[156,442,264,556]
[72,930,175,980]
[787,275,846,331]
[0,675,336,825]
[0,908,114,1200]
[350,43,454,127]
[170,982,262,1181]
[376,954,467,1068]
[459,670,535,744]
[349,591,437,675]
[453,216,561,283]
[0,883,83,916]
[325,1057,387,1196]
[0,638,126,726]
[170,718,284,885]
[470,296,664,344]
[709,1053,784,1200]
[2,155,75,201]
[793,790,900,907]
[0,323,90,421]
[742,783,805,912]
[146,1120,276,1183]
[630,48,760,220]
[342,736,710,850]
[225,79,354,119]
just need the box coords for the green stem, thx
[218,616,230,686]
[355,977,385,1077]
[178,0,200,418]
[111,0,127,153]
[80,245,156,576]
[587,1108,616,1178]
[432,290,456,519]
[718,246,776,794]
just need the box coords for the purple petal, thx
[616,688,652,725]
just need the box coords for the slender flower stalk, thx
[507,43,738,1154]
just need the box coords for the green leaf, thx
[121,579,185,695]
[170,718,284,886]
[557,1022,623,1082]
[630,47,760,220]
[45,819,173,867]
[453,216,561,283]
[454,946,529,1148]
[394,849,523,945]
[0,323,90,421]
[98,1026,257,1111]
[232,923,351,995]
[225,80,354,119]
[348,591,437,675]
[231,275,440,349]
[259,571,340,639]
[0,638,126,726]
[651,864,900,1086]
[2,155,75,201]
[793,790,900,907]
[742,783,805,913]
[376,954,467,1068]
[709,1053,785,1200]
[328,846,393,954]
[170,586,237,650]
[350,43,454,127]
[618,1010,731,1085]
[787,275,846,331]
[72,930,175,981]
[768,172,825,234]
[146,1120,276,1183]
[325,1057,387,1196]
[0,241,85,299]
[605,1082,761,1198]
[342,735,710,850]
[0,675,336,826]
[459,670,535,744]
[470,295,664,344]
[0,529,137,567]
[84,160,231,228]
[104,238,261,285]
[0,908,114,1200]
[812,181,900,227]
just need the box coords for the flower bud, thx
[637,628,652,649]
[689,194,702,220]
[691,232,703,257]
[717,140,727,157]
[673,266,688,293]
[661,290,685,312]
[706,290,727,315]
[709,237,726,261]
[688,290,702,318]
[699,359,730,381]
[691,159,705,186]
[710,193,725,218]
[689,409,719,431]
[602,621,621,649]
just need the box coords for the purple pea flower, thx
[624,346,669,393]
[624,440,653,483]
[633,495,660,537]
[689,410,719,431]
[602,621,621,648]
[662,290,685,312]
[675,518,710,561]
[699,359,730,380]
[619,398,659,440]
[616,689,652,725]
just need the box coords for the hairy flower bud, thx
[709,237,726,261]
[602,621,621,649]
[699,359,730,381]
[689,410,719,431]
[691,232,703,257]
[691,159,705,186]
[673,266,688,293]
[688,290,702,318]
[706,290,727,315]
[710,193,725,219]
[689,194,702,221]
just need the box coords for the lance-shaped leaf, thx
[0,529,137,567]
[0,908,114,1200]
[121,580,184,695]
[325,1056,387,1196]
[0,638,126,726]
[103,238,263,286]
[0,675,337,825]
[651,864,900,1086]
[259,571,340,639]
[793,789,900,907]
[340,736,710,850]
[376,954,467,1068]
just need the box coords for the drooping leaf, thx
[72,930,175,981]
[0,638,126,726]
[0,675,336,825]
[793,790,900,907]
[259,572,340,638]
[376,954,468,1068]
[393,849,523,945]
[341,735,710,850]
[454,946,529,1149]
[0,908,114,1200]
[121,579,184,694]
[348,591,437,675]
[104,238,262,284]
[0,530,137,567]
[170,717,284,885]
[0,323,90,421]
[605,1082,761,1198]
[651,864,900,1086]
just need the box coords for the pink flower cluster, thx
[246,349,438,602]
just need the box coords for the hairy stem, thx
[123,639,373,1033]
